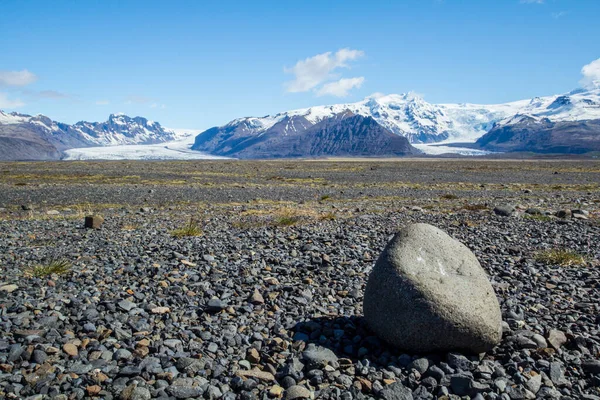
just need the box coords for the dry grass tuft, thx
[24,259,72,278]
[171,218,203,238]
[535,249,586,267]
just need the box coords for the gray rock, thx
[582,360,600,375]
[494,205,515,217]
[120,384,151,400]
[547,329,567,350]
[549,362,566,386]
[167,378,206,398]
[378,381,414,400]
[302,344,338,369]
[526,374,542,394]
[555,209,572,219]
[284,385,312,400]
[363,223,502,353]
[408,358,429,374]
[84,215,104,229]
[117,299,136,311]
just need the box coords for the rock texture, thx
[364,223,502,353]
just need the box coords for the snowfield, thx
[64,135,230,160]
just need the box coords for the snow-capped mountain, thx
[475,88,600,153]
[0,111,190,160]
[192,111,419,158]
[195,88,600,147]
[493,88,600,127]
[0,111,184,147]
[196,93,530,145]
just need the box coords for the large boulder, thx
[363,223,502,353]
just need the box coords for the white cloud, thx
[552,11,567,19]
[366,92,386,99]
[0,70,38,86]
[520,0,544,4]
[96,100,110,105]
[316,77,365,97]
[581,58,600,89]
[0,92,25,108]
[284,48,364,93]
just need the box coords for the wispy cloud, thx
[552,11,567,19]
[284,48,364,96]
[520,0,544,4]
[0,92,25,108]
[0,70,38,87]
[316,77,365,97]
[581,58,600,89]
[96,100,110,105]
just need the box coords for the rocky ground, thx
[0,159,599,400]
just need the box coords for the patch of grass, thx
[274,215,301,226]
[171,218,203,238]
[535,249,586,267]
[462,203,487,211]
[320,212,336,221]
[441,193,459,200]
[24,259,72,278]
[524,214,553,222]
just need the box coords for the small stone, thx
[284,385,312,400]
[269,385,284,397]
[249,288,265,305]
[63,343,78,357]
[302,345,338,369]
[118,299,136,311]
[247,348,261,364]
[526,374,542,394]
[237,369,276,382]
[555,209,571,219]
[120,384,152,400]
[378,381,414,400]
[494,205,515,217]
[547,329,567,350]
[87,385,102,396]
[409,358,429,374]
[0,284,18,293]
[84,215,104,229]
[582,360,600,375]
[206,298,226,312]
[151,306,171,314]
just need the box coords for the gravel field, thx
[0,159,599,400]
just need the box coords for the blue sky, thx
[1,0,599,130]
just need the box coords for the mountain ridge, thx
[0,110,187,160]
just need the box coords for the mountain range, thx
[1,87,600,160]
[0,111,186,160]
[191,87,600,158]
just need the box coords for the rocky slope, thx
[192,112,419,158]
[476,117,600,154]
[0,111,182,160]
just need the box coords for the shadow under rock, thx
[291,315,446,367]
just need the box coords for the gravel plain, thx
[0,159,599,400]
